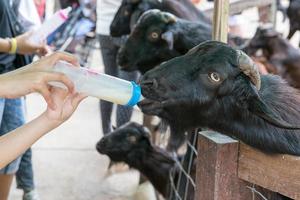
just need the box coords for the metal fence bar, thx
[168,131,198,200]
[169,169,183,200]
[183,132,198,200]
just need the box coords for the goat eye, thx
[147,29,162,42]
[209,72,221,82]
[127,136,137,143]
[151,32,159,39]
[124,10,129,16]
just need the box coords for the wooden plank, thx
[204,0,274,19]
[212,0,221,40]
[212,0,229,43]
[220,0,229,43]
[238,143,300,199]
[195,131,252,200]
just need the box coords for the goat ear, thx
[249,91,300,129]
[161,31,174,50]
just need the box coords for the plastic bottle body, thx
[50,61,143,106]
[30,7,71,45]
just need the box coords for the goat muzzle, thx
[140,79,159,90]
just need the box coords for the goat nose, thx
[97,139,106,148]
[141,79,158,89]
[96,139,108,154]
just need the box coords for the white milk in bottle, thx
[49,61,143,106]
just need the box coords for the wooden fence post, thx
[195,131,252,200]
[212,0,229,42]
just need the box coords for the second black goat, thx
[110,0,210,37]
[118,10,244,74]
[96,122,188,198]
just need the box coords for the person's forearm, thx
[0,74,7,98]
[0,38,11,53]
[0,113,59,169]
[0,63,40,98]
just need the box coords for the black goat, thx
[244,26,300,88]
[117,10,212,74]
[96,122,180,198]
[118,10,246,74]
[139,41,300,155]
[287,0,300,46]
[110,0,210,37]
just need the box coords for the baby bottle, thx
[49,61,143,106]
[30,7,72,45]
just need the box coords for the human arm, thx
[0,38,11,53]
[0,52,79,109]
[0,31,50,55]
[0,51,87,168]
[0,88,86,169]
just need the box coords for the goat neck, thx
[132,146,175,196]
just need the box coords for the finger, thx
[45,72,75,93]
[51,52,80,67]
[36,49,45,58]
[71,93,87,107]
[37,85,56,110]
[44,45,52,55]
[50,86,69,98]
[37,45,49,57]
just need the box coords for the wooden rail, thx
[203,0,276,24]
[195,131,300,200]
[239,144,300,199]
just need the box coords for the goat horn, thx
[236,50,261,90]
[161,13,177,24]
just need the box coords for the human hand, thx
[16,31,50,56]
[0,52,80,109]
[42,87,87,126]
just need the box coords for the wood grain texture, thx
[195,131,252,200]
[238,144,300,199]
[204,0,275,19]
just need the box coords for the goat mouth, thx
[138,98,164,116]
[96,141,111,154]
[96,146,106,154]
[96,146,114,155]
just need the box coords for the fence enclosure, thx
[168,0,300,199]
[195,131,300,200]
